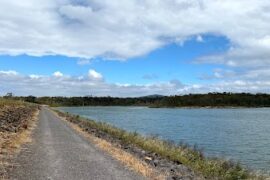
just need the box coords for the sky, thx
[0,0,270,97]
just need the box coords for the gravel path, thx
[10,107,144,180]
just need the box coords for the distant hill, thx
[139,94,166,98]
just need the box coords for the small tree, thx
[4,92,13,99]
[25,96,37,103]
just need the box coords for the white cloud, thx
[53,71,64,77]
[77,59,91,65]
[0,70,18,76]
[29,74,41,79]
[196,35,203,42]
[0,0,269,64]
[0,69,187,96]
[142,73,158,80]
[1,70,270,97]
[88,69,103,80]
[199,66,270,83]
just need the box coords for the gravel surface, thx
[10,107,144,180]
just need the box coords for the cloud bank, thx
[1,0,270,62]
[1,70,270,97]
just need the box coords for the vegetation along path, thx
[10,107,143,180]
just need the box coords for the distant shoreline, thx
[56,104,270,109]
[148,105,270,109]
[5,92,270,108]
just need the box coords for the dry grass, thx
[0,98,26,108]
[52,110,166,180]
[0,105,39,179]
[1,110,39,152]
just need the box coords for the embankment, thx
[0,100,39,178]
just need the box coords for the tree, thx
[4,92,13,99]
[25,96,37,103]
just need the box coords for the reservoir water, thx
[57,106,270,172]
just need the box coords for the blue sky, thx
[0,1,270,96]
[0,35,229,84]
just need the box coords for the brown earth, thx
[0,104,39,179]
[0,105,37,133]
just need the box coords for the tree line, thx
[4,92,270,107]
[155,92,270,107]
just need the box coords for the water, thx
[57,106,270,172]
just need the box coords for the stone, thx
[144,156,152,161]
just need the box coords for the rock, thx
[174,160,182,165]
[144,156,152,161]
[153,159,159,166]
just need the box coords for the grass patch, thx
[0,98,26,107]
[54,110,265,180]
[0,98,35,108]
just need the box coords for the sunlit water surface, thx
[57,106,270,172]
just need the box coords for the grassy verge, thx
[0,98,25,107]
[54,109,265,180]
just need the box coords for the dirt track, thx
[10,107,143,180]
